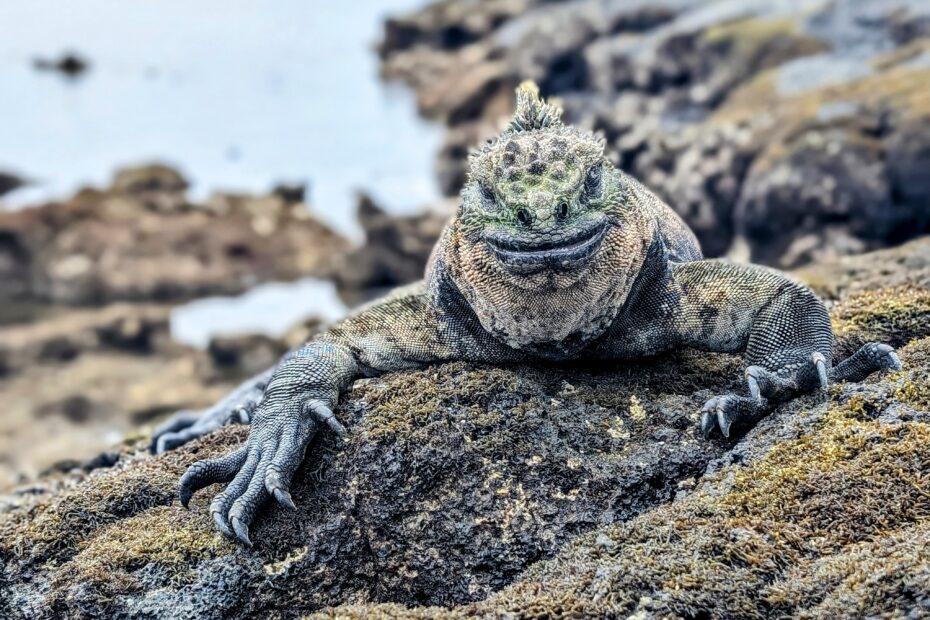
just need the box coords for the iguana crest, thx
[508,81,563,133]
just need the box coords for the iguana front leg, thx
[151,368,272,454]
[179,341,360,545]
[667,261,901,439]
[176,283,501,545]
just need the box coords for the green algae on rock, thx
[0,357,733,618]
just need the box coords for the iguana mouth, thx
[484,218,609,274]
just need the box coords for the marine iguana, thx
[153,83,901,545]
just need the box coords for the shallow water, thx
[170,277,347,349]
[0,0,441,238]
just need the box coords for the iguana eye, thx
[583,164,602,200]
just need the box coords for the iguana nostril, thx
[556,201,569,221]
[516,207,532,226]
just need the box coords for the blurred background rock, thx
[380,0,930,265]
[0,0,928,490]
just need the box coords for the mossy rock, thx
[2,242,929,619]
[0,353,739,618]
[313,334,930,620]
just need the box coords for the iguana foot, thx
[151,405,252,454]
[180,398,344,545]
[700,395,768,439]
[830,342,901,383]
[702,344,901,439]
[702,350,828,439]
[746,350,830,397]
[151,369,272,454]
[178,348,352,546]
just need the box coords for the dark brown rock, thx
[379,0,930,268]
[32,52,90,77]
[332,194,452,297]
[0,171,28,198]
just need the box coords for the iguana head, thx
[457,82,640,287]
[445,83,652,351]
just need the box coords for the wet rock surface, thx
[1,238,928,619]
[0,164,348,305]
[379,0,930,268]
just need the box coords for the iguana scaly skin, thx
[155,83,901,545]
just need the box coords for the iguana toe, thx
[699,394,768,439]
[150,410,199,453]
[231,517,252,547]
[830,342,902,383]
[178,447,248,507]
[213,510,234,538]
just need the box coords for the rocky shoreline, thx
[0,166,444,487]
[0,164,346,306]
[1,0,929,617]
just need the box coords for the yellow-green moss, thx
[478,398,930,618]
[767,521,930,618]
[53,505,234,596]
[719,402,927,531]
[831,286,930,356]
[0,425,246,564]
[890,336,930,410]
[1,464,177,561]
[351,355,739,452]
[354,363,522,441]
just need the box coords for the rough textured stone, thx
[2,238,928,619]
